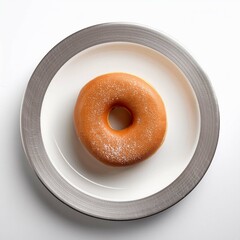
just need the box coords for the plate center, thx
[108,106,133,130]
[41,42,200,202]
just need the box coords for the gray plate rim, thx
[20,22,220,220]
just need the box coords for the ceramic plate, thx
[21,23,219,220]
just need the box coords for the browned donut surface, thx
[74,72,167,166]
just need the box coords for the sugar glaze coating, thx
[74,72,167,166]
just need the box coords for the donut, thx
[74,72,167,166]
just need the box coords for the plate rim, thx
[20,22,220,220]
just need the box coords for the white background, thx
[1,0,240,239]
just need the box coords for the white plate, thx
[21,23,219,220]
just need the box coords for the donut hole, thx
[108,106,133,130]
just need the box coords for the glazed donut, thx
[74,72,167,166]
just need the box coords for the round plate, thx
[21,23,220,220]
